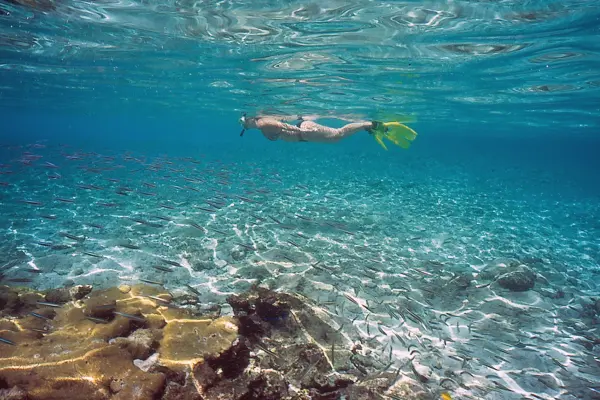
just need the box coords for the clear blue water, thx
[1,1,600,399]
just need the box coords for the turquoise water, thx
[1,0,599,127]
[1,1,600,399]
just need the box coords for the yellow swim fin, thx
[373,131,388,150]
[371,121,417,150]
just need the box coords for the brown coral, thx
[0,284,239,400]
[0,285,403,400]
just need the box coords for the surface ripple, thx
[0,0,598,127]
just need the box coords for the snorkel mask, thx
[239,113,247,137]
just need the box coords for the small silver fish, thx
[152,265,174,273]
[113,311,145,323]
[185,284,200,296]
[30,312,51,320]
[36,301,62,308]
[146,295,171,304]
[160,258,182,267]
[139,278,163,286]
[85,316,109,324]
[0,337,15,345]
[82,251,104,258]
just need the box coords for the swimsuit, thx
[295,120,308,142]
[257,118,309,142]
[265,120,307,142]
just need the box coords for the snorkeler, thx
[238,114,417,150]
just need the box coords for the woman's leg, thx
[295,120,373,142]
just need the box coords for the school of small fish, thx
[0,141,599,400]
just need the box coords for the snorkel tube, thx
[239,112,247,137]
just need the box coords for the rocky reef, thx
[477,258,538,292]
[0,284,429,400]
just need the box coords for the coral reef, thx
[0,284,421,400]
[0,284,237,400]
[477,258,538,291]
